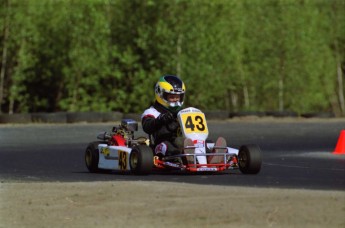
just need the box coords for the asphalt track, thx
[0,120,344,190]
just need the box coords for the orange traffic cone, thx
[333,130,345,154]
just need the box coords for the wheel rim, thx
[85,149,92,167]
[130,151,138,169]
[239,152,247,168]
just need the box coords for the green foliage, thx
[0,0,344,115]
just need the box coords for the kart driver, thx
[141,75,228,163]
[141,75,187,157]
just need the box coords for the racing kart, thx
[85,107,262,175]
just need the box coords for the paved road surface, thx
[0,120,344,190]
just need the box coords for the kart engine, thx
[97,119,148,146]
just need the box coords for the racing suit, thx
[141,102,183,156]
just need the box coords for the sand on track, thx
[1,181,344,228]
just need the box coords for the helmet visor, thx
[163,92,184,107]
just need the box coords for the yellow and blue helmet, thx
[155,75,186,111]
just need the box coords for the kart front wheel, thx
[238,144,262,174]
[130,145,154,175]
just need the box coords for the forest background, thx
[0,0,344,116]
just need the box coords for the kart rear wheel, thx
[130,145,153,175]
[238,144,262,174]
[85,141,102,173]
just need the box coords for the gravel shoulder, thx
[1,181,344,228]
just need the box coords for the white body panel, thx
[178,107,209,140]
[178,107,208,164]
[98,144,132,170]
[178,107,239,164]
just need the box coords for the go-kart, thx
[85,107,262,175]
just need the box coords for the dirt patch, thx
[1,181,344,228]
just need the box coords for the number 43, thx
[185,115,206,131]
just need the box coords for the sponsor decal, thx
[101,147,110,156]
[101,147,118,160]
[197,167,218,171]
[179,107,201,114]
[164,162,181,168]
[179,109,191,114]
[193,140,205,148]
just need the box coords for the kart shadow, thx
[74,170,242,176]
[151,171,241,176]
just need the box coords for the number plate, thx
[118,150,128,170]
[180,113,208,134]
[178,107,209,140]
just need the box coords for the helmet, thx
[155,75,186,111]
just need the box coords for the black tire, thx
[85,141,102,173]
[238,144,262,174]
[129,145,154,175]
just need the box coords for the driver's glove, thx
[156,112,175,125]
